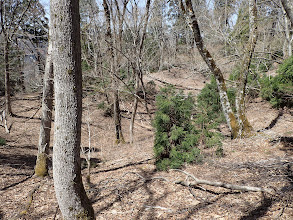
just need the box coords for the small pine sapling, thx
[153,86,201,170]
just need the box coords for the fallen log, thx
[172,169,274,193]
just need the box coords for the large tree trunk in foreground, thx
[182,0,239,138]
[35,39,53,177]
[51,0,94,219]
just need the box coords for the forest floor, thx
[0,67,293,219]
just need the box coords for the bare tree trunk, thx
[182,0,239,138]
[51,0,94,218]
[130,67,139,144]
[282,4,293,58]
[281,0,293,26]
[35,39,53,177]
[103,0,124,144]
[235,0,258,137]
[114,89,124,143]
[129,0,151,143]
[4,40,12,116]
[37,51,45,75]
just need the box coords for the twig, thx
[14,183,41,219]
[144,205,173,212]
[53,205,60,220]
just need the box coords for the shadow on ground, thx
[279,137,293,155]
[240,195,273,220]
[0,153,36,169]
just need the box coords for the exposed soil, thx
[0,68,293,219]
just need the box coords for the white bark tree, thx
[281,0,293,57]
[51,0,95,218]
[34,34,53,177]
[181,0,258,138]
[280,0,293,26]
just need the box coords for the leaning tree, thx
[180,0,258,138]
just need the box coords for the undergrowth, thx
[153,86,201,171]
[195,77,228,155]
[153,84,228,171]
[261,55,293,108]
[0,137,6,146]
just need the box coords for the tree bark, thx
[51,0,94,219]
[35,39,53,177]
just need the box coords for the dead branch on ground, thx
[13,183,41,220]
[172,169,274,193]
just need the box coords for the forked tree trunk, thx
[35,39,53,177]
[182,0,239,138]
[235,0,258,137]
[4,40,12,116]
[182,0,257,139]
[51,0,94,219]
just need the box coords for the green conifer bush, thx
[195,77,233,151]
[261,56,293,108]
[0,137,6,146]
[153,86,201,170]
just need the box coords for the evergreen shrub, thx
[196,77,226,125]
[153,86,201,171]
[0,137,6,146]
[261,56,293,108]
[195,77,227,151]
